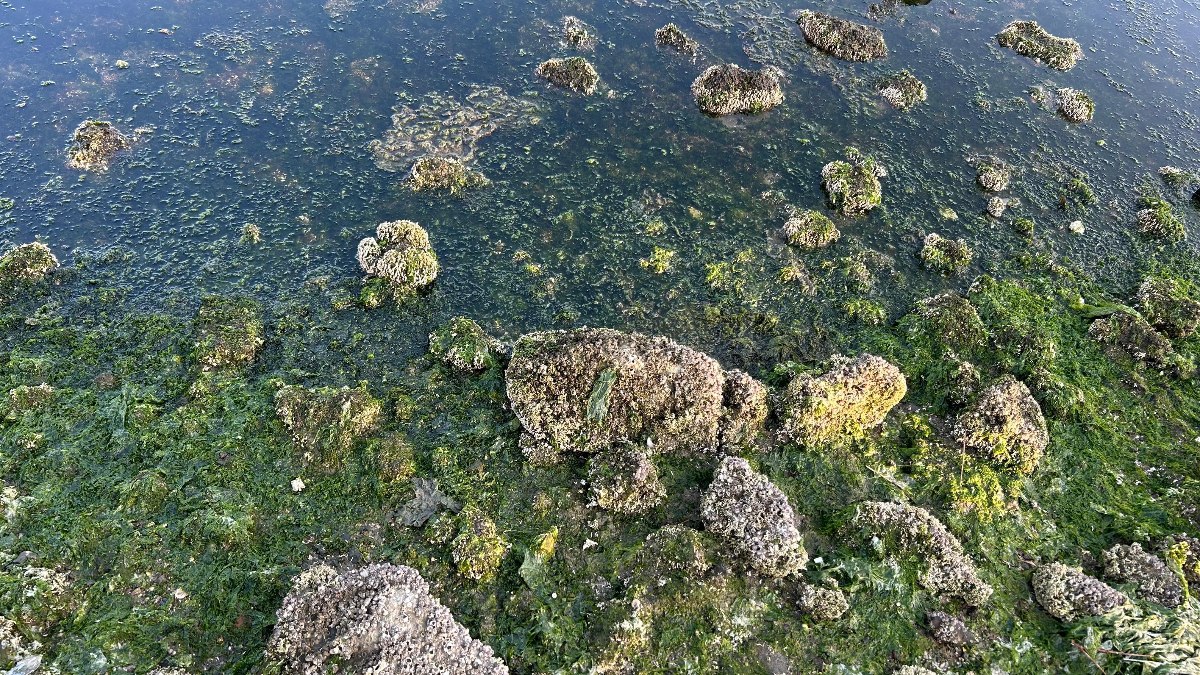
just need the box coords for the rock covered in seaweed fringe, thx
[848,501,993,606]
[504,328,766,464]
[428,316,504,373]
[275,383,382,471]
[587,445,667,514]
[796,11,887,62]
[1032,562,1127,621]
[405,156,489,194]
[356,220,440,298]
[919,234,973,275]
[1137,276,1200,339]
[952,375,1048,476]
[691,64,784,116]
[194,296,264,371]
[797,583,849,621]
[452,507,509,581]
[976,161,1011,193]
[878,71,926,110]
[996,21,1083,71]
[66,120,130,171]
[783,210,840,250]
[266,563,508,674]
[1088,311,1181,371]
[536,57,599,95]
[1056,88,1094,123]
[0,242,58,288]
[1135,195,1186,242]
[821,147,886,216]
[700,456,807,577]
[561,16,597,51]
[655,23,698,56]
[1103,542,1184,607]
[779,354,906,448]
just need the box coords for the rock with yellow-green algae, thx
[779,354,907,447]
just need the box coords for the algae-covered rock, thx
[976,161,1011,193]
[428,316,504,373]
[783,210,840,250]
[691,64,784,116]
[561,16,597,51]
[655,23,698,56]
[505,328,765,463]
[909,293,989,356]
[194,296,264,371]
[996,21,1083,71]
[1057,88,1094,123]
[797,583,849,621]
[275,383,382,471]
[587,445,666,515]
[405,156,489,194]
[451,507,509,581]
[919,234,972,275]
[796,11,887,62]
[266,563,508,674]
[821,147,886,216]
[356,220,440,298]
[1103,542,1184,607]
[639,525,711,579]
[878,71,926,110]
[1135,195,1185,242]
[1032,562,1127,621]
[0,243,58,286]
[848,501,993,606]
[927,610,973,647]
[720,369,769,448]
[66,120,130,171]
[1136,276,1200,339]
[700,456,807,577]
[779,354,907,448]
[951,375,1048,476]
[1088,312,1179,370]
[536,57,599,95]
[4,383,55,420]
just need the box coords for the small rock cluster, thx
[878,71,927,110]
[587,444,667,515]
[701,456,808,577]
[0,243,58,305]
[428,316,505,373]
[561,16,597,51]
[1136,276,1200,339]
[919,234,973,275]
[797,583,849,621]
[405,156,489,193]
[976,161,1011,193]
[655,23,698,56]
[1056,88,1094,123]
[1103,542,1184,607]
[66,120,130,171]
[691,64,784,116]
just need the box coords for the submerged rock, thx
[701,456,807,577]
[561,16,597,51]
[919,234,972,275]
[691,64,784,116]
[357,220,440,299]
[655,23,699,56]
[996,21,1083,71]
[821,147,886,216]
[266,563,508,674]
[587,444,667,515]
[1056,88,1094,123]
[66,120,130,171]
[1135,195,1185,242]
[504,328,766,464]
[952,375,1048,476]
[194,296,264,371]
[1136,276,1200,339]
[405,156,489,194]
[779,354,906,448]
[275,383,382,471]
[536,57,599,95]
[877,71,926,110]
[0,243,58,298]
[797,583,849,621]
[1103,542,1184,607]
[796,11,887,62]
[428,317,504,373]
[848,501,993,606]
[452,507,509,581]
[1032,562,1127,621]
[783,210,840,250]
[976,161,1011,193]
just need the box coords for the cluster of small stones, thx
[779,354,907,447]
[821,147,887,216]
[797,583,849,621]
[783,210,840,250]
[452,508,509,581]
[1032,562,1127,621]
[357,220,441,298]
[405,156,490,194]
[193,296,264,371]
[536,57,599,95]
[796,11,888,62]
[850,501,993,606]
[561,16,597,51]
[1103,542,1184,607]
[878,71,927,110]
[976,162,1011,193]
[1056,88,1094,123]
[428,317,505,373]
[1136,277,1200,339]
[587,445,667,515]
[691,64,784,116]
[919,234,973,275]
[266,564,509,674]
[655,23,698,56]
[952,375,1048,476]
[66,120,130,171]
[996,20,1083,71]
[700,456,807,577]
[274,383,382,472]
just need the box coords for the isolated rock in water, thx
[266,563,508,674]
[1056,88,1094,122]
[997,21,1083,71]
[848,501,993,606]
[1103,542,1184,607]
[986,196,1008,219]
[701,456,807,577]
[691,64,784,116]
[952,375,1048,475]
[1032,562,1127,621]
[796,11,887,62]
[798,583,849,621]
[536,57,599,95]
[194,296,264,371]
[1088,312,1178,370]
[428,316,504,373]
[66,120,130,171]
[779,354,906,447]
[877,70,926,110]
[927,611,973,647]
[1135,195,1185,242]
[275,383,382,471]
[919,234,973,275]
[0,242,58,292]
[405,156,489,194]
[655,23,699,55]
[783,210,840,250]
[976,161,1011,193]
[822,147,886,216]
[561,15,597,51]
[587,444,667,515]
[505,328,766,463]
[1136,276,1200,339]
[357,220,440,297]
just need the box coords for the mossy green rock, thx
[194,296,265,371]
[1137,276,1200,339]
[586,444,666,515]
[797,11,887,62]
[428,317,504,373]
[821,147,885,216]
[919,233,973,275]
[451,507,509,581]
[951,375,1048,476]
[274,383,382,472]
[0,243,58,304]
[996,21,1083,71]
[779,353,907,447]
[405,156,489,194]
[535,56,599,95]
[783,210,840,250]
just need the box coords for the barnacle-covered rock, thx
[1103,542,1184,607]
[587,445,666,515]
[505,328,766,464]
[919,234,972,275]
[996,21,1083,71]
[701,456,807,577]
[194,296,264,371]
[275,383,382,472]
[266,563,508,674]
[821,147,886,216]
[691,64,784,116]
[655,23,698,56]
[561,16,597,51]
[1057,88,1094,123]
[976,161,1011,193]
[66,120,130,171]
[1135,195,1185,242]
[356,220,440,298]
[779,354,907,448]
[1136,276,1200,339]
[878,71,926,110]
[848,501,993,606]
[1088,312,1180,370]
[952,376,1048,476]
[1032,562,1127,621]
[783,210,840,250]
[796,11,887,62]
[986,196,1009,219]
[405,156,489,194]
[536,57,599,95]
[720,369,768,448]
[927,611,973,647]
[429,317,504,373]
[0,243,58,305]
[908,293,989,356]
[797,583,849,621]
[451,507,509,581]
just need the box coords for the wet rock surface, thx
[655,23,698,55]
[779,354,907,447]
[1103,543,1184,607]
[66,120,130,171]
[822,147,886,216]
[357,220,441,299]
[952,375,1048,476]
